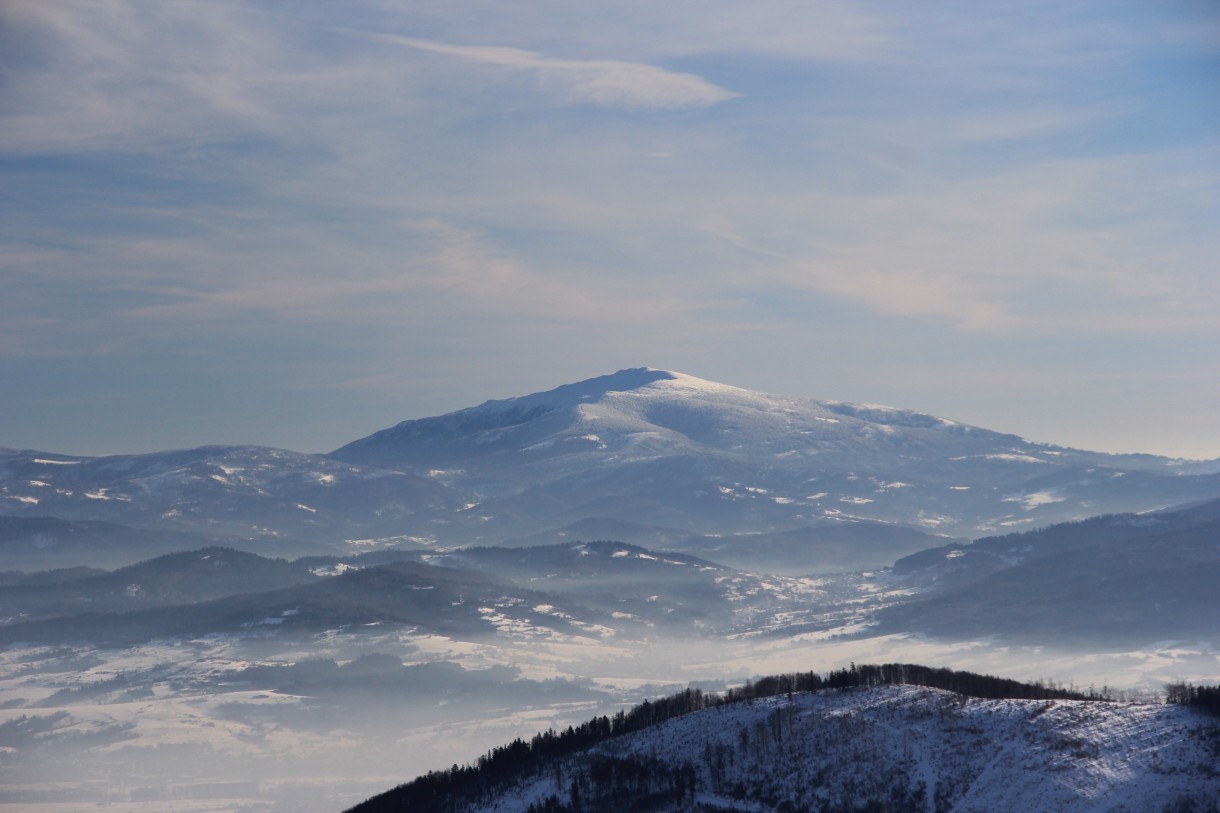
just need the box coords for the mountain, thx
[422,541,810,630]
[880,497,1220,646]
[0,546,322,623]
[671,520,952,575]
[0,445,464,551]
[348,666,1220,813]
[5,369,1219,565]
[331,368,1220,540]
[501,515,952,575]
[893,495,1220,587]
[0,541,855,648]
[0,515,225,571]
[13,495,1211,650]
[0,559,572,648]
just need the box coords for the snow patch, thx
[311,563,358,577]
[986,453,1048,463]
[1003,490,1066,510]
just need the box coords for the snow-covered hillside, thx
[355,684,1220,813]
[332,368,1220,539]
[0,444,463,548]
[5,369,1218,556]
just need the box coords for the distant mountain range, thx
[0,445,460,554]
[4,369,1218,570]
[884,496,1220,646]
[0,540,831,647]
[4,497,1216,650]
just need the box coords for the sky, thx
[2,0,1218,460]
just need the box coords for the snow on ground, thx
[467,686,1220,813]
[1004,490,1066,510]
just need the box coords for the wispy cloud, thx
[746,150,1220,335]
[370,34,739,109]
[2,0,1218,456]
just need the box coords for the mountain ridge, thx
[4,368,1219,553]
[346,664,1220,813]
[326,368,1220,539]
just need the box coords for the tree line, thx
[1165,682,1220,715]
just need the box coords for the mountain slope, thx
[0,540,866,647]
[0,560,589,647]
[881,498,1220,646]
[0,546,322,623]
[0,515,225,570]
[672,520,952,575]
[331,368,1220,539]
[0,445,466,548]
[423,541,811,631]
[348,671,1220,813]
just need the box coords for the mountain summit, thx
[329,368,1220,540]
[330,366,1012,471]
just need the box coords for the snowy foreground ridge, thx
[349,684,1220,813]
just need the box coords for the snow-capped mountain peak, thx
[327,368,1220,538]
[467,367,678,413]
[6,369,1219,546]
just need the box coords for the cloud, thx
[372,0,893,65]
[801,266,1015,333]
[0,1,438,154]
[2,0,1218,458]
[0,1,266,152]
[17,211,704,351]
[371,34,739,109]
[645,141,1220,337]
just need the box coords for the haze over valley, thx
[2,370,1217,812]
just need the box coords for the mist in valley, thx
[2,534,1216,813]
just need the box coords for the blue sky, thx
[2,0,1218,459]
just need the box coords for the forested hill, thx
[345,665,1220,813]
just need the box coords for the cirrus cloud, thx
[371,33,739,109]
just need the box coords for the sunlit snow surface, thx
[466,686,1220,813]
